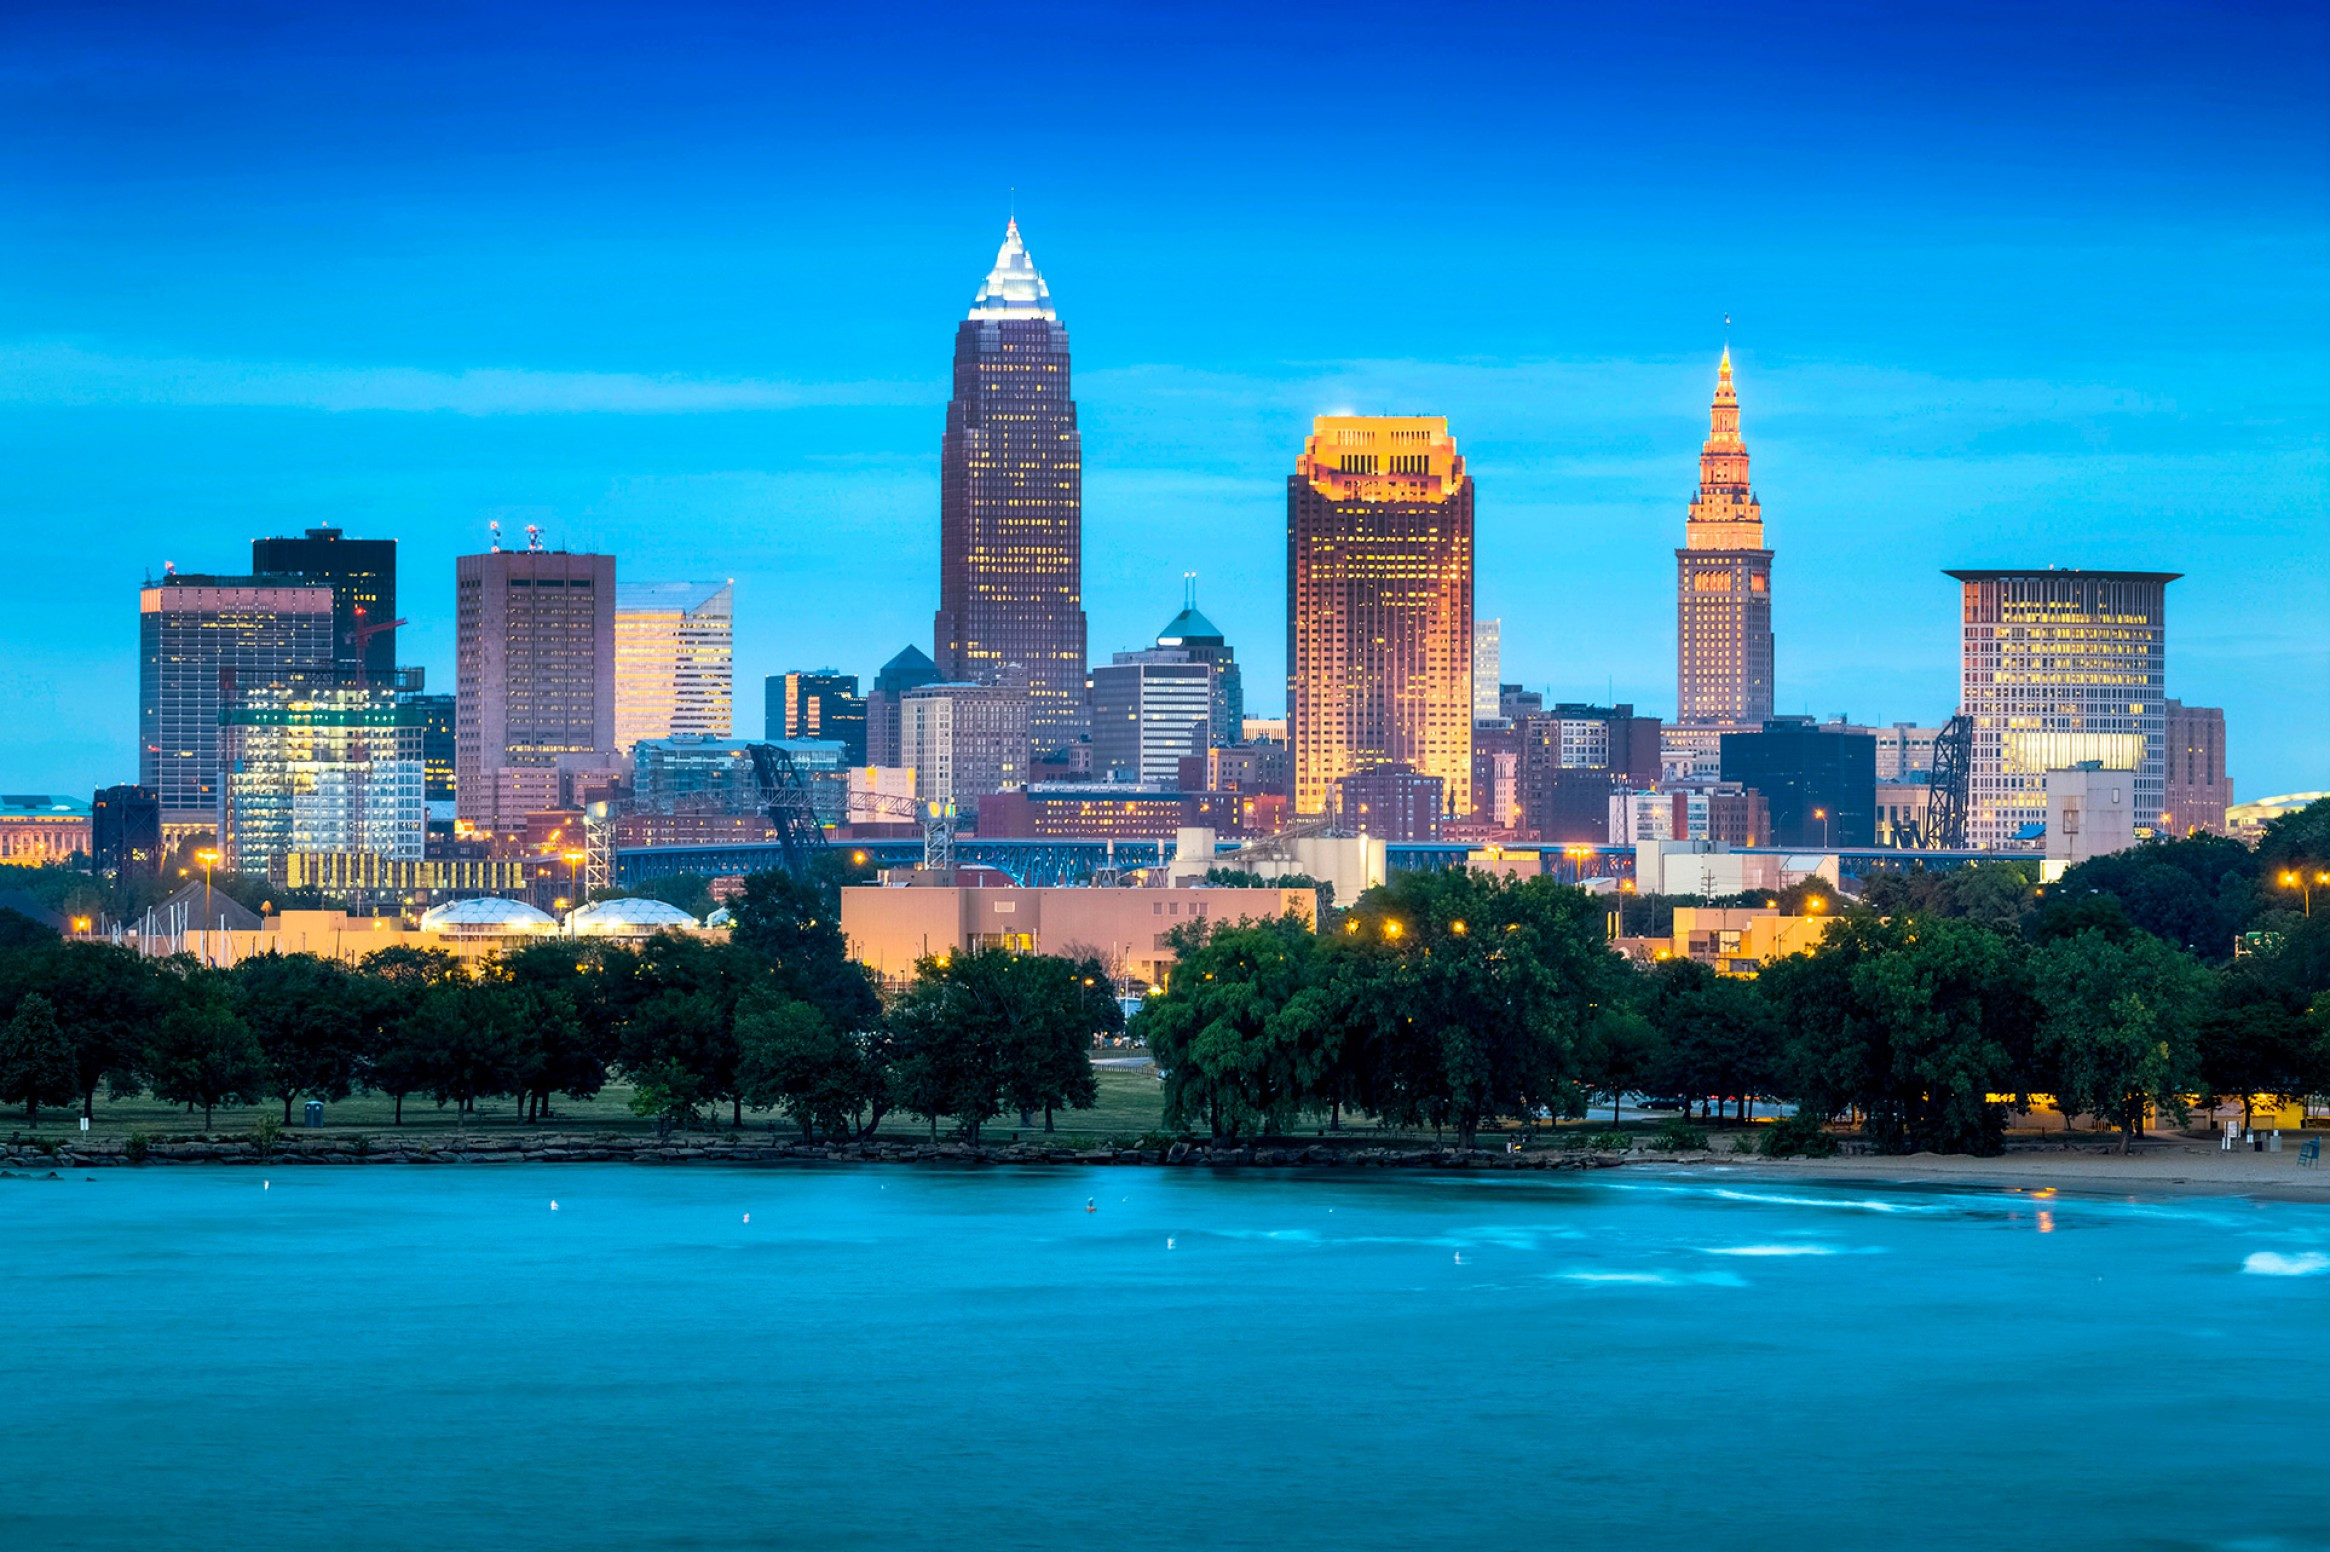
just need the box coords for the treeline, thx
[0,870,1119,1140]
[1136,804,2330,1155]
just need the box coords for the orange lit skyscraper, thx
[1674,349,1774,764]
[1287,416,1473,817]
[934,220,1088,745]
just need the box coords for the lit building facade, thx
[934,220,1088,745]
[220,669,427,873]
[250,527,399,675]
[1472,618,1501,724]
[1333,764,1445,842]
[0,796,91,867]
[1287,415,1473,817]
[410,693,457,807]
[2161,699,2231,836]
[1673,349,1776,772]
[454,548,618,832]
[1949,568,2174,851]
[613,580,733,750]
[899,676,1032,810]
[139,571,337,827]
[1091,649,1212,785]
[91,785,162,878]
[1153,589,1245,751]
[770,670,867,766]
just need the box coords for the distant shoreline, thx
[6,1131,2325,1203]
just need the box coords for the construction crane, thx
[744,743,829,879]
[1924,713,1974,850]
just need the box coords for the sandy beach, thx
[1694,1137,2330,1203]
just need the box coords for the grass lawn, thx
[19,1068,1783,1152]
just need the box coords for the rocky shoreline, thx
[1,1133,1653,1172]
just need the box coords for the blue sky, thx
[2,0,2324,796]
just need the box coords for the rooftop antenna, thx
[489,520,502,554]
[1184,571,1197,610]
[525,523,543,553]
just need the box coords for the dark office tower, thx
[1720,718,1877,848]
[411,693,457,804]
[1675,350,1775,743]
[252,527,398,675]
[770,670,868,766]
[91,785,163,878]
[1154,579,1244,751]
[139,570,336,827]
[866,644,942,768]
[933,220,1088,744]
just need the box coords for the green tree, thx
[234,952,364,1124]
[735,990,871,1138]
[500,942,612,1122]
[1641,956,1779,1122]
[1762,912,2037,1156]
[1000,954,1105,1132]
[0,992,76,1126]
[145,969,267,1130]
[409,979,524,1118]
[0,941,157,1119]
[1345,870,1613,1147]
[1135,917,1330,1139]
[886,949,1021,1141]
[2195,968,2330,1131]
[1578,1001,1662,1125]
[2032,928,2210,1151]
[355,946,465,1123]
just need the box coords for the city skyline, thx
[2,1,2323,796]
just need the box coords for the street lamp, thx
[2282,870,2327,917]
[196,848,219,915]
[1813,807,1832,850]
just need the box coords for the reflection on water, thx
[2,1165,2323,1552]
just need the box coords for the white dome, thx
[418,897,557,936]
[567,897,701,936]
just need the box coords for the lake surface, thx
[3,1163,2324,1551]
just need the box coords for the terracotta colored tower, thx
[1287,415,1474,817]
[934,220,1088,745]
[1675,348,1775,732]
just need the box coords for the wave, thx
[2240,1251,2328,1278]
[1701,1243,1841,1257]
[1557,1269,1747,1287]
[1707,1188,1938,1214]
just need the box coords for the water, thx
[4,1164,2324,1551]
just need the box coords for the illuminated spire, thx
[969,218,1056,321]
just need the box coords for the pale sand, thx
[1646,1138,2330,1203]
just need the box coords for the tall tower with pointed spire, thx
[934,219,1088,746]
[1675,348,1775,742]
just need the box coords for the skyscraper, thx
[770,670,867,765]
[1091,650,1212,785]
[220,669,427,873]
[899,675,1032,811]
[1472,618,1502,724]
[1153,582,1243,750]
[2162,699,2231,836]
[455,547,617,832]
[866,645,942,768]
[1673,349,1775,772]
[1948,568,2175,850]
[139,570,336,828]
[250,527,399,675]
[614,580,733,750]
[933,220,1088,745]
[1287,416,1473,817]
